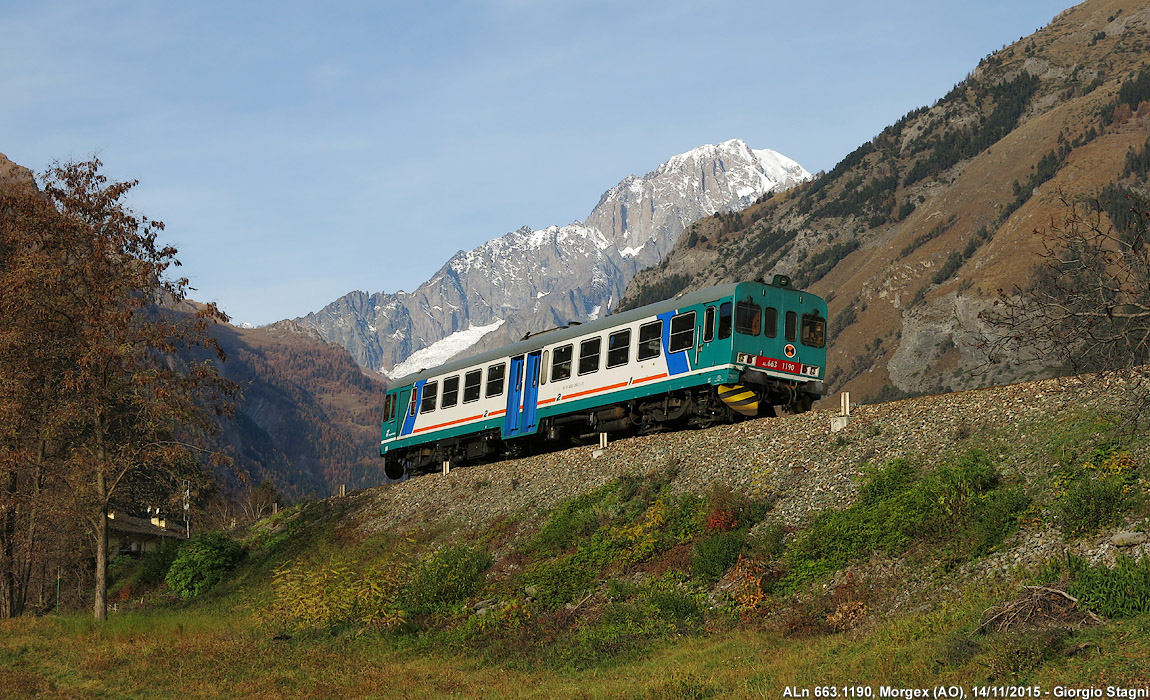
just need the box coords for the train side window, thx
[637,321,662,361]
[801,313,826,348]
[703,307,716,343]
[785,311,798,341]
[735,301,762,335]
[384,395,392,422]
[578,337,601,375]
[552,344,573,381]
[486,363,506,398]
[764,307,778,338]
[408,389,418,417]
[420,381,438,413]
[441,376,460,409]
[718,302,732,340]
[669,312,695,353]
[541,350,550,385]
[607,329,630,368]
[463,370,482,403]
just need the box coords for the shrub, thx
[165,533,243,598]
[1053,450,1139,537]
[985,628,1067,680]
[1070,554,1150,618]
[136,539,183,587]
[265,555,409,632]
[691,530,747,583]
[559,576,703,669]
[529,483,619,556]
[523,469,706,608]
[1057,478,1128,537]
[777,453,1028,592]
[401,544,493,615]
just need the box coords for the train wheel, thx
[384,456,407,482]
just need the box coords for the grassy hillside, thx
[3,376,1148,698]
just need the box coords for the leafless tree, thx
[979,188,1150,417]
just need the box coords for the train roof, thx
[385,280,814,388]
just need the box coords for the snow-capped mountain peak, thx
[297,139,810,375]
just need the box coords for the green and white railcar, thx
[380,276,827,479]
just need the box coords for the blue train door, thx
[503,351,541,438]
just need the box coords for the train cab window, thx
[552,344,573,381]
[785,311,798,342]
[463,369,482,403]
[801,313,826,348]
[637,321,662,361]
[607,329,631,368]
[668,312,696,353]
[718,302,732,340]
[703,307,716,343]
[764,307,779,338]
[735,301,762,335]
[578,337,601,375]
[420,381,438,413]
[384,395,393,422]
[486,363,506,398]
[441,376,460,409]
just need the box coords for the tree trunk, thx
[0,473,15,618]
[93,418,108,622]
[93,500,107,621]
[14,442,45,617]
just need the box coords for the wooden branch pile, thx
[977,585,1102,634]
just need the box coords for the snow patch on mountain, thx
[383,319,506,380]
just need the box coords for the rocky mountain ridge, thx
[296,139,810,376]
[619,0,1150,404]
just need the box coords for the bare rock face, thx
[586,140,809,268]
[297,140,810,375]
[0,152,35,186]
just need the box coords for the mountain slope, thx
[620,0,1150,403]
[297,139,810,375]
[208,319,387,498]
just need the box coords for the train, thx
[380,276,828,480]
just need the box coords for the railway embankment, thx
[337,372,1150,634]
[359,373,1147,555]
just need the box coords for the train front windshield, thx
[801,314,826,348]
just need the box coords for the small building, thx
[107,512,187,556]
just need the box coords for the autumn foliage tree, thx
[0,158,236,619]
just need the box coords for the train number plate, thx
[739,353,820,379]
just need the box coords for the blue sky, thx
[2,0,1073,326]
